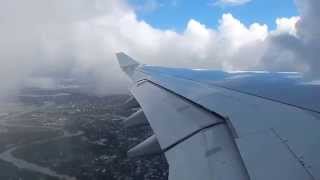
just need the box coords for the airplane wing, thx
[116,52,320,180]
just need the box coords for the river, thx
[0,108,83,180]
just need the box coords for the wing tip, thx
[116,52,140,77]
[116,52,139,67]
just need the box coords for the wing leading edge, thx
[116,52,320,180]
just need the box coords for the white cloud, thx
[0,0,319,98]
[272,16,300,36]
[218,14,268,48]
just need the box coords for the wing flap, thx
[131,80,249,180]
[131,80,223,149]
[166,124,249,180]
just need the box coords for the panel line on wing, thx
[132,79,230,154]
[270,128,316,180]
[133,78,227,121]
[161,121,225,153]
[139,68,320,115]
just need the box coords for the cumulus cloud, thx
[272,16,300,36]
[259,0,320,76]
[0,0,319,98]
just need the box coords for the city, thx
[0,88,168,180]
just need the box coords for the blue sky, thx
[128,0,298,31]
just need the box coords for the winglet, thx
[116,52,140,77]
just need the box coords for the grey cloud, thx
[259,0,320,76]
[295,0,320,77]
[259,34,306,72]
[0,0,131,97]
[296,0,320,40]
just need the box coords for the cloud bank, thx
[0,0,319,97]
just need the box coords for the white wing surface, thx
[116,52,320,180]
